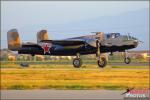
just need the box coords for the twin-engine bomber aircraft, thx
[7,29,139,68]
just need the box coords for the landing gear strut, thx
[96,40,107,68]
[124,51,131,64]
[73,53,82,68]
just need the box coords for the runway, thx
[1,90,125,100]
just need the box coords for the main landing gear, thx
[72,40,108,68]
[72,54,107,68]
[124,51,131,64]
[97,57,107,68]
[96,40,107,68]
[73,53,82,68]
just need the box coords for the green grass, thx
[111,65,149,69]
[8,84,32,90]
[1,58,149,65]
[0,60,149,69]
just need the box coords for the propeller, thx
[127,33,143,44]
[138,40,144,43]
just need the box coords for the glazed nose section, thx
[133,40,138,48]
[130,36,140,48]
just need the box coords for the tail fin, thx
[37,30,49,43]
[7,29,21,51]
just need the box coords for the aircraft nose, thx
[133,40,138,48]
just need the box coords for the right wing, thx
[40,40,86,46]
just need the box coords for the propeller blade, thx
[139,40,144,43]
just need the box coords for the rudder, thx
[37,30,49,43]
[7,29,21,51]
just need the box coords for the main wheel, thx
[124,57,131,64]
[73,58,82,68]
[97,57,107,68]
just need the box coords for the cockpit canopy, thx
[106,33,120,39]
[105,32,138,41]
[128,35,137,40]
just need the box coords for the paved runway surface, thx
[1,90,125,100]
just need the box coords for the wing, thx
[21,43,42,50]
[40,40,86,46]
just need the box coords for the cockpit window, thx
[107,34,111,38]
[115,33,120,37]
[128,34,137,40]
[107,33,120,39]
[123,35,128,40]
[129,36,132,39]
[112,34,115,38]
[132,37,137,40]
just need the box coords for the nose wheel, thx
[124,57,131,64]
[124,51,131,64]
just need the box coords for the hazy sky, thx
[1,1,149,50]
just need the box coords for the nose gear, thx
[124,51,131,64]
